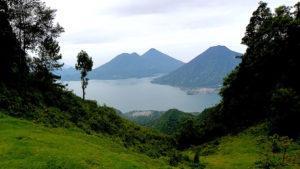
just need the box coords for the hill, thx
[146,109,195,135]
[183,124,300,169]
[89,49,184,80]
[0,113,177,169]
[152,45,241,88]
[122,110,164,126]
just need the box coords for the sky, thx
[43,0,297,68]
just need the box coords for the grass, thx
[0,113,176,169]
[1,113,299,169]
[184,125,300,169]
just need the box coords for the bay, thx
[66,77,220,113]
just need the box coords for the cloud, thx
[110,0,255,15]
[43,0,298,67]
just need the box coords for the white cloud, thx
[43,0,298,67]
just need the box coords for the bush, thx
[255,134,293,169]
[169,151,183,166]
[269,88,300,137]
[33,107,71,128]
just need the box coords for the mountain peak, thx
[152,46,241,88]
[143,48,163,56]
[117,52,139,58]
[208,45,230,51]
[148,48,159,52]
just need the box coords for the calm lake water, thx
[66,78,220,113]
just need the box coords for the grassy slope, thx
[0,113,175,169]
[184,125,300,169]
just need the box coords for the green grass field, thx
[0,113,175,169]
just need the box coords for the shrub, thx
[33,107,71,128]
[169,151,183,166]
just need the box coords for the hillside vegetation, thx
[122,110,164,126]
[146,109,195,135]
[184,125,300,169]
[0,113,176,169]
[2,113,299,169]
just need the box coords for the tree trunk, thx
[82,84,85,100]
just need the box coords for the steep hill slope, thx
[0,113,177,169]
[152,45,241,88]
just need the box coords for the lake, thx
[66,77,220,113]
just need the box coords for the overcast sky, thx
[43,0,297,67]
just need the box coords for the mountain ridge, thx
[152,45,241,88]
[59,48,184,81]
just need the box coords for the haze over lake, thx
[66,77,220,113]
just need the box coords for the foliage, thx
[122,110,164,126]
[33,36,64,86]
[255,134,293,169]
[169,151,183,166]
[269,88,300,137]
[182,125,300,169]
[219,1,300,136]
[75,50,93,100]
[7,0,64,51]
[148,109,195,135]
[0,1,28,83]
[193,151,201,168]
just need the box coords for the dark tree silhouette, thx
[0,0,28,83]
[75,50,93,100]
[7,0,64,51]
[33,36,64,86]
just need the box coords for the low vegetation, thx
[183,125,300,169]
[0,113,176,169]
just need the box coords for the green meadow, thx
[0,113,175,169]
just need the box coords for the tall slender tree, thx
[75,50,93,100]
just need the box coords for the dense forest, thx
[1,0,300,168]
